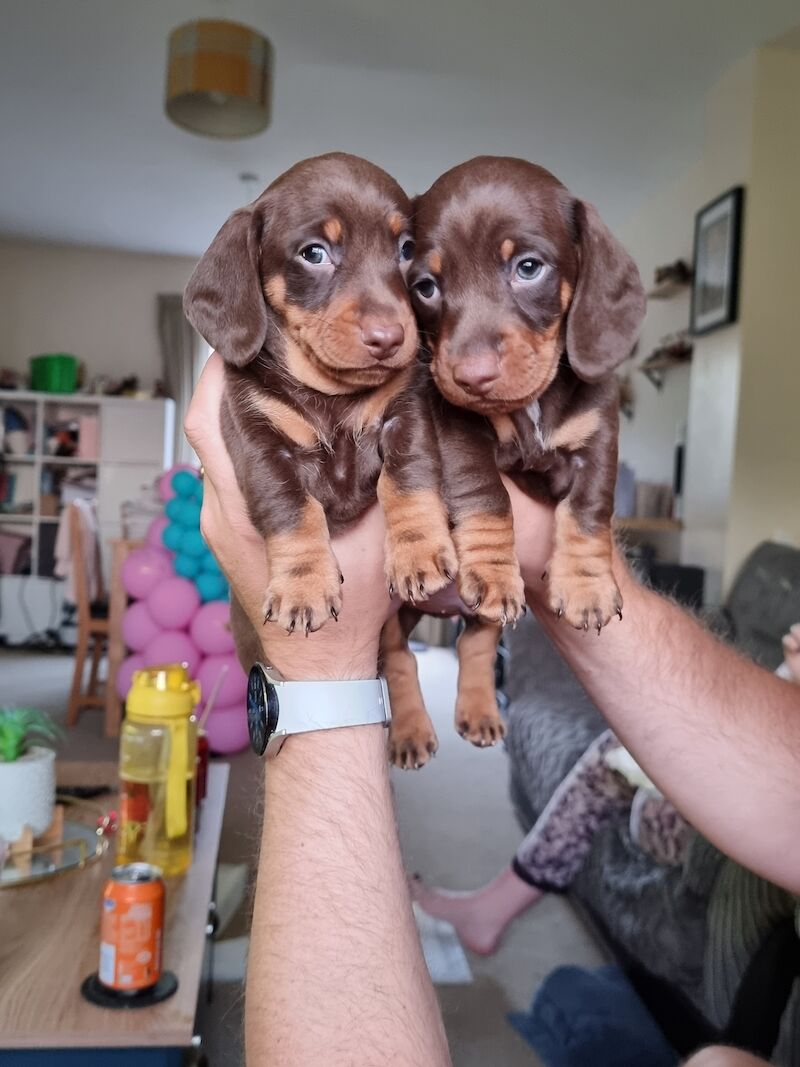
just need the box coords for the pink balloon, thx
[122,546,174,600]
[122,601,161,652]
[116,653,145,701]
[146,576,201,630]
[158,464,200,503]
[204,703,250,754]
[143,630,201,676]
[190,601,234,655]
[197,653,247,710]
[146,515,170,549]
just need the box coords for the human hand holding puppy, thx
[184,352,554,683]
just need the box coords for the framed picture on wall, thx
[690,186,745,335]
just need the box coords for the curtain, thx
[157,293,206,464]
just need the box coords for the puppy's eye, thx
[399,238,415,262]
[299,244,331,266]
[515,257,544,282]
[413,277,439,301]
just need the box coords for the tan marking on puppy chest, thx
[248,390,320,448]
[323,217,343,244]
[428,250,442,274]
[349,365,415,434]
[546,408,601,452]
[388,212,404,237]
[500,239,515,262]
[560,279,573,311]
[490,414,518,445]
[264,275,287,311]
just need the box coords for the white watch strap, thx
[271,674,391,736]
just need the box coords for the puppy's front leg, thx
[437,408,525,626]
[226,415,342,635]
[378,392,457,602]
[546,406,621,633]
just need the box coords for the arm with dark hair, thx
[506,480,800,895]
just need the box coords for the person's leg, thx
[411,730,634,954]
[684,1048,770,1067]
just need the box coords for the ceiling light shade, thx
[165,19,273,139]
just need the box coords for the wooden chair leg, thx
[66,632,89,727]
[88,635,103,697]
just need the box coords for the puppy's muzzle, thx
[450,350,501,396]
[361,319,405,361]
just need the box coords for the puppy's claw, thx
[263,609,272,624]
[388,582,395,598]
[617,608,624,622]
[443,568,454,582]
[330,606,339,621]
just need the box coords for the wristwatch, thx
[246,663,392,758]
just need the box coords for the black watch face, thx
[247,666,279,756]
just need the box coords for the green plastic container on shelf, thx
[30,353,79,394]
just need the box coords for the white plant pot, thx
[0,746,56,841]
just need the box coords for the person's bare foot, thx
[409,865,543,956]
[782,624,800,683]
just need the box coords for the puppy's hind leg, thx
[455,619,505,747]
[382,607,438,770]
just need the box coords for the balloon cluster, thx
[116,465,250,754]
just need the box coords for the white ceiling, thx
[1,0,799,257]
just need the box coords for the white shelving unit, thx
[0,389,175,643]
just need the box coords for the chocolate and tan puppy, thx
[383,156,646,767]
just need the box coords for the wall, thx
[616,167,699,486]
[679,53,754,603]
[615,54,754,602]
[0,239,197,387]
[725,45,800,583]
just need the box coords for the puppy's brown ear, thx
[184,206,268,367]
[566,200,646,382]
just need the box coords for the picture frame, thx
[690,186,744,336]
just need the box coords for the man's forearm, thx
[246,723,451,1067]
[528,555,800,893]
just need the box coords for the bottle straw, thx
[198,664,229,729]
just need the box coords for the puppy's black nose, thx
[361,321,405,360]
[452,354,500,396]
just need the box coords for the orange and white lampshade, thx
[165,19,273,139]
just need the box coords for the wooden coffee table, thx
[0,760,229,1066]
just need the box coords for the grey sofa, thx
[503,541,800,1062]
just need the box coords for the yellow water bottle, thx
[117,664,200,876]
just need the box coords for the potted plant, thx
[0,708,62,842]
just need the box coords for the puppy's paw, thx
[388,717,439,770]
[385,529,458,603]
[547,566,623,633]
[455,698,506,748]
[262,550,343,634]
[457,559,525,626]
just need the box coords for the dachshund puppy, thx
[384,156,645,768]
[184,153,457,636]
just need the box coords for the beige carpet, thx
[2,645,604,1065]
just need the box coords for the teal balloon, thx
[165,498,184,523]
[192,478,204,501]
[175,553,200,579]
[178,499,202,530]
[162,523,184,552]
[172,470,199,499]
[196,571,227,602]
[183,529,207,558]
[200,551,221,575]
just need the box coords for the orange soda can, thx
[98,863,165,992]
